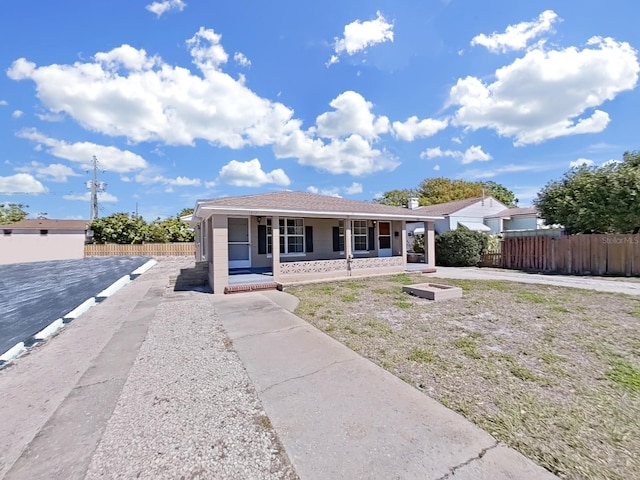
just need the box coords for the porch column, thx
[401,220,407,266]
[344,218,352,275]
[210,215,229,294]
[271,216,281,282]
[426,221,436,268]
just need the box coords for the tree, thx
[88,208,195,244]
[0,203,28,223]
[375,178,518,208]
[535,151,640,234]
[373,189,417,207]
[89,213,149,244]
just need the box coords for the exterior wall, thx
[434,218,450,234]
[484,217,503,234]
[0,231,85,265]
[455,199,506,218]
[209,215,229,294]
[504,215,538,231]
[250,217,388,268]
[450,215,489,229]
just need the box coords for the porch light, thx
[372,220,377,226]
[257,216,263,224]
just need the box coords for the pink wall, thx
[0,232,86,265]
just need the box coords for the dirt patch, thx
[288,273,640,480]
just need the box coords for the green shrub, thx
[412,234,425,253]
[435,227,488,266]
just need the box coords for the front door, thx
[228,217,251,268]
[378,221,392,257]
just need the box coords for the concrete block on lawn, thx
[403,282,463,301]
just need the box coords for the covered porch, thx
[191,191,439,294]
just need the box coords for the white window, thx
[338,220,369,252]
[267,218,305,254]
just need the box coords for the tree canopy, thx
[374,178,518,208]
[89,210,195,244]
[0,203,28,224]
[535,151,640,234]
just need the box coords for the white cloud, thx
[15,161,80,182]
[392,116,448,141]
[274,131,398,176]
[314,91,389,140]
[36,112,64,122]
[471,10,559,53]
[306,186,341,197]
[134,172,202,186]
[449,37,639,145]
[602,159,622,167]
[63,192,118,202]
[217,158,290,187]
[420,145,491,164]
[462,145,492,164]
[234,52,251,67]
[17,129,148,173]
[462,162,556,180]
[12,110,23,118]
[146,0,186,17]
[344,182,363,195]
[329,11,393,65]
[7,30,298,149]
[570,158,595,168]
[308,182,362,196]
[0,173,47,194]
[0,100,7,106]
[433,164,441,171]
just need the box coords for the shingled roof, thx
[485,207,538,219]
[412,197,491,216]
[0,219,88,231]
[196,191,441,220]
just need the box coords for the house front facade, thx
[191,191,439,294]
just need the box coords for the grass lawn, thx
[287,274,640,480]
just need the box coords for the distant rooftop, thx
[0,219,88,231]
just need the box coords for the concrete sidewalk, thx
[216,292,558,480]
[425,266,640,295]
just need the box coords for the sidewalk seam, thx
[434,440,499,480]
[234,323,306,341]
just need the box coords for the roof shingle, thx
[0,219,88,231]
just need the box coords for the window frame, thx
[267,217,306,257]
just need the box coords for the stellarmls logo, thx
[602,236,640,244]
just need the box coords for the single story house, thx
[0,219,89,265]
[190,191,440,294]
[408,196,507,239]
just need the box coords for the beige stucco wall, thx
[0,232,85,265]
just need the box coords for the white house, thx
[484,207,544,233]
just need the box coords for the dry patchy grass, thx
[288,274,640,480]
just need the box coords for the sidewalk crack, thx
[435,440,499,480]
[234,324,306,341]
[260,357,356,394]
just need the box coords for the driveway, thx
[0,256,150,355]
[425,266,640,296]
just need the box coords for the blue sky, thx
[1,0,638,220]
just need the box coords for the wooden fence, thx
[85,242,195,257]
[483,234,640,276]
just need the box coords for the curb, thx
[0,258,158,367]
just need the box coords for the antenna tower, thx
[87,156,106,221]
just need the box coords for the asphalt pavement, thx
[0,256,150,355]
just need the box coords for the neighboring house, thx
[408,196,507,238]
[484,207,544,233]
[0,219,89,265]
[190,191,440,294]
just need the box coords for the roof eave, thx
[197,205,442,221]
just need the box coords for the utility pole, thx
[87,156,106,221]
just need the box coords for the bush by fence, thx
[85,242,195,257]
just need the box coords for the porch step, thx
[224,282,280,294]
[168,261,209,290]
